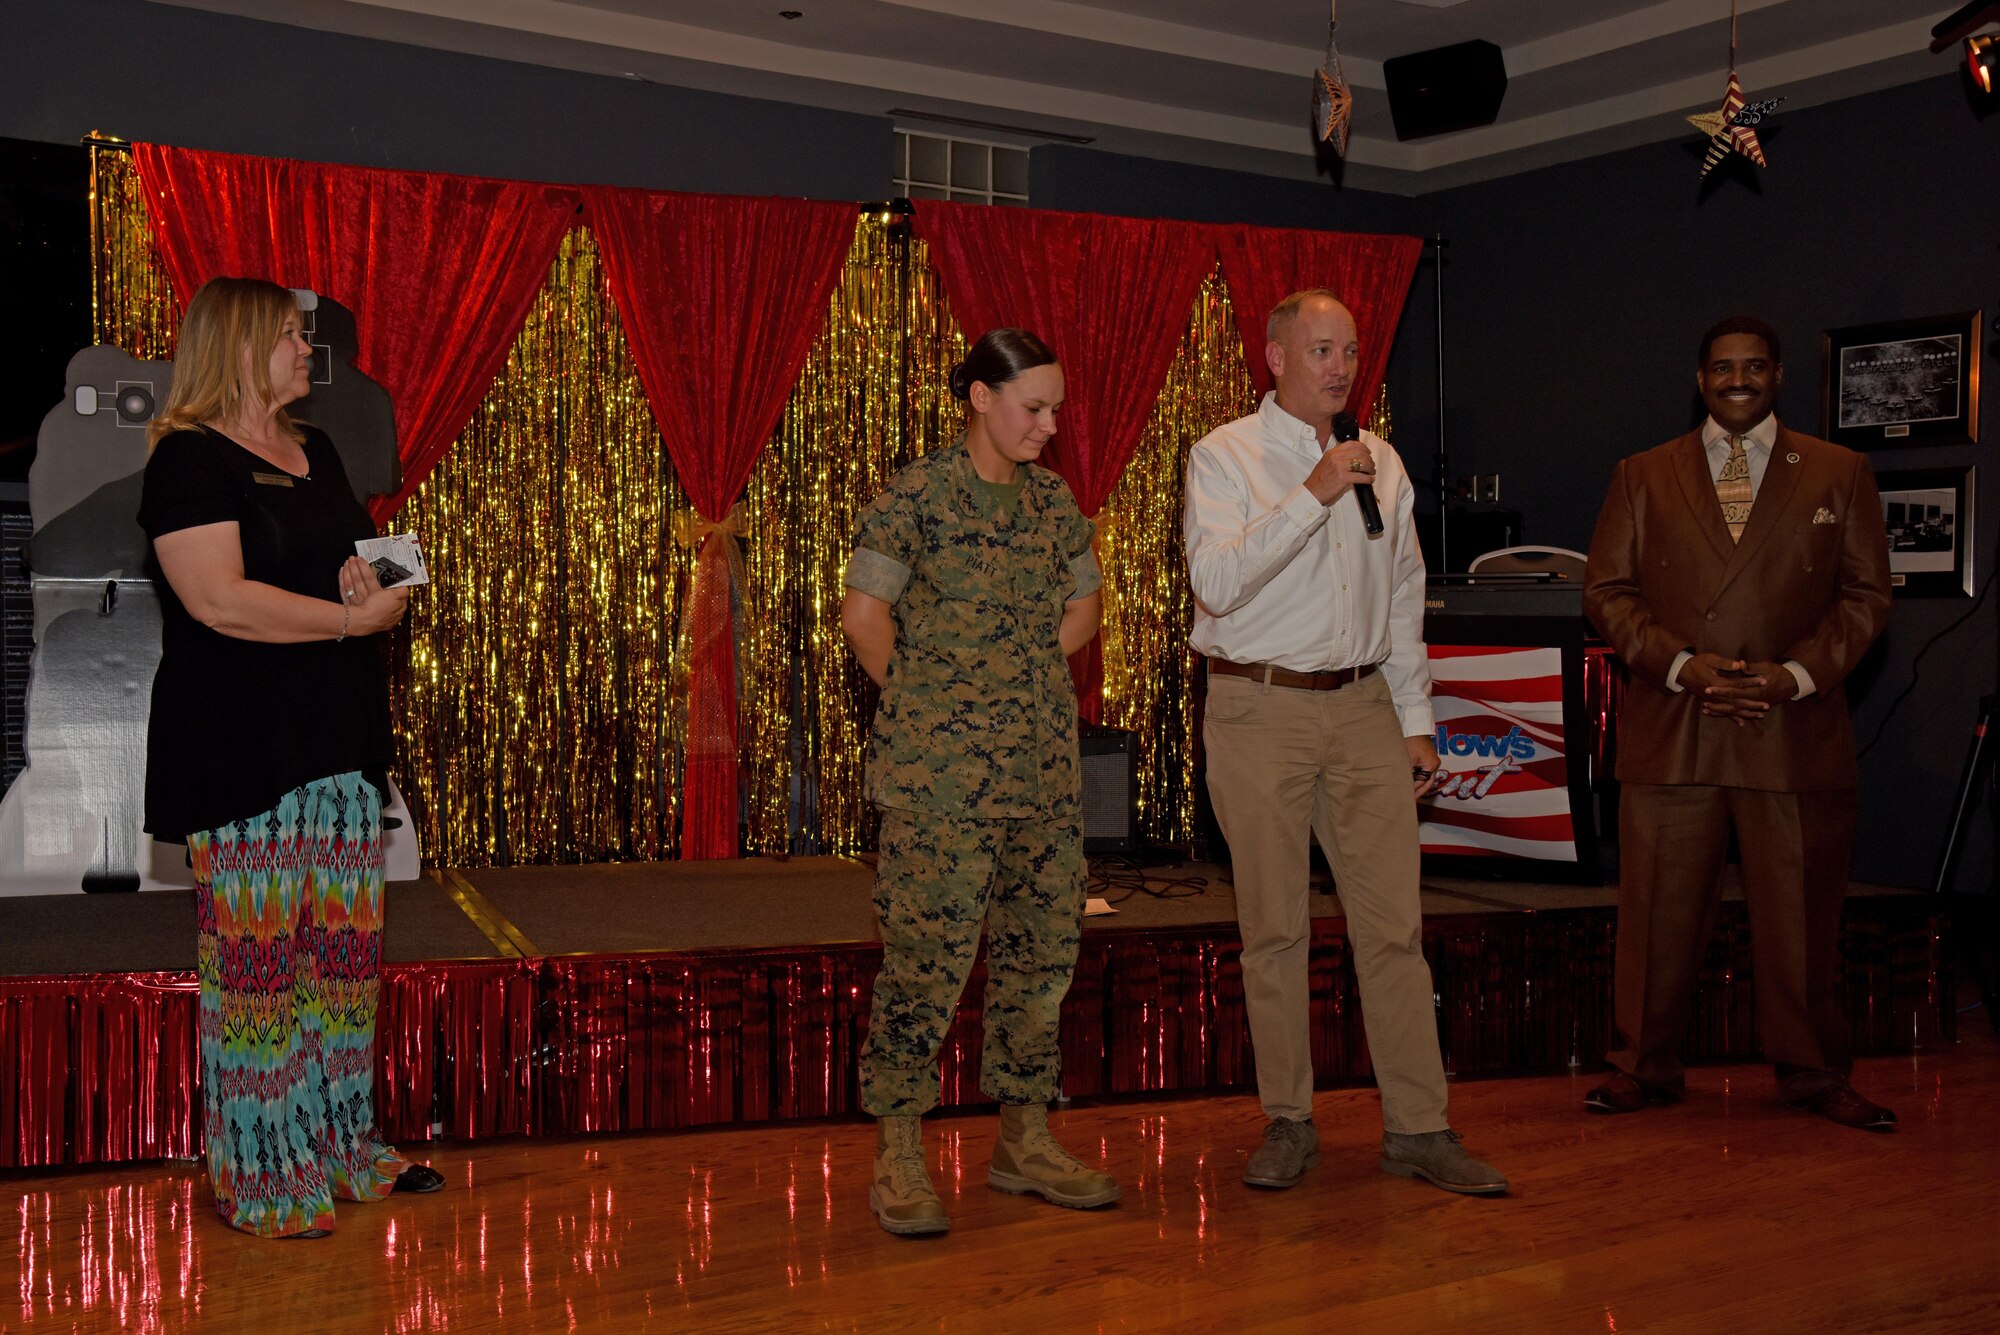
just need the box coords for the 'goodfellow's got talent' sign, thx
[1420,645,1577,862]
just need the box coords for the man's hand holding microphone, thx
[1302,412,1384,536]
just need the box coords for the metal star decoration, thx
[1687,5,1770,179]
[1312,5,1352,156]
[1314,66,1353,154]
[1687,68,1768,176]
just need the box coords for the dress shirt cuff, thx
[1666,648,1693,693]
[1784,660,1815,700]
[1394,701,1435,740]
[1280,484,1328,534]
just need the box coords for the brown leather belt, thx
[1207,659,1379,692]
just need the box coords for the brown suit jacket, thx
[1583,424,1891,792]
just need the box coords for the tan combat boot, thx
[869,1115,950,1236]
[988,1103,1121,1209]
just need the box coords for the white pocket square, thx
[1813,508,1837,524]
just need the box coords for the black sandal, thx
[394,1164,446,1194]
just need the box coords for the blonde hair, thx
[1264,287,1347,344]
[147,277,306,447]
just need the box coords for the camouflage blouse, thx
[844,440,1100,819]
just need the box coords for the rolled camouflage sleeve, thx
[845,546,912,602]
[845,484,922,604]
[1057,491,1099,601]
[1067,548,1101,601]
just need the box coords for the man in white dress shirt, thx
[1183,289,1507,1194]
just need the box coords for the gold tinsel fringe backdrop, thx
[90,145,178,357]
[395,227,688,865]
[92,145,1401,864]
[1097,268,1257,846]
[737,215,960,857]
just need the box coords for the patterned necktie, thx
[1716,434,1753,542]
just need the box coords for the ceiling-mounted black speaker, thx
[1382,39,1507,140]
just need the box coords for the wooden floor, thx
[8,1023,1999,1334]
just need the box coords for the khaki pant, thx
[1203,669,1449,1133]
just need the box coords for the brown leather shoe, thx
[1786,1081,1897,1131]
[1584,1072,1680,1114]
[1380,1129,1508,1195]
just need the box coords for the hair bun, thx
[951,329,1057,400]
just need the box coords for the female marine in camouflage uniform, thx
[841,329,1121,1236]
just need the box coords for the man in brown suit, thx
[1582,315,1896,1130]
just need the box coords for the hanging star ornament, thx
[1687,68,1768,176]
[1312,7,1352,156]
[1314,66,1353,154]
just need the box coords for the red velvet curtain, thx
[133,144,581,522]
[1212,225,1424,424]
[911,200,1216,717]
[583,186,855,859]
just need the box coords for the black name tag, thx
[251,471,295,488]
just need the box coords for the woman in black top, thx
[139,276,439,1239]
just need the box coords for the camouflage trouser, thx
[859,808,1085,1116]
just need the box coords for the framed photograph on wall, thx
[1875,465,1974,598]
[1821,311,1982,449]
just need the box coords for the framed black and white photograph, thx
[1821,311,1982,449]
[1875,465,1975,598]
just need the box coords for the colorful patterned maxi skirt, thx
[190,771,405,1238]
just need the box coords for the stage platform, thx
[0,857,1953,1168]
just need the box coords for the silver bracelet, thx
[337,602,351,642]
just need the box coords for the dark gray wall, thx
[2,0,891,199]
[1399,73,2000,888]
[1410,74,1996,551]
[1032,145,1416,232]
[0,139,90,458]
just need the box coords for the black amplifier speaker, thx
[1383,39,1508,141]
[1078,721,1139,854]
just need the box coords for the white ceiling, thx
[150,0,1970,193]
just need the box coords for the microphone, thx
[1333,412,1383,537]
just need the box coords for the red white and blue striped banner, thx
[1421,645,1576,862]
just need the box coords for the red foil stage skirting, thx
[0,972,202,1167]
[0,902,1952,1167]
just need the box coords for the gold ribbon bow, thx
[675,501,747,549]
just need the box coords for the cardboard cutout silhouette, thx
[289,295,401,505]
